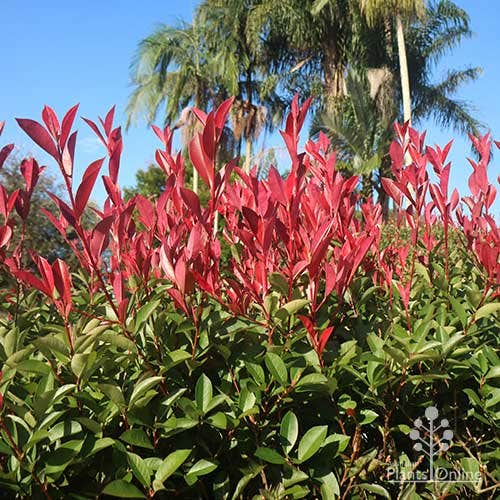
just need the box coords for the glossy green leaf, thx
[255,446,286,464]
[102,479,146,498]
[280,411,299,454]
[129,376,163,408]
[297,426,328,463]
[154,449,190,488]
[265,351,288,386]
[120,429,154,450]
[134,300,160,333]
[195,373,213,413]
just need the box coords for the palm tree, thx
[359,0,425,125]
[407,0,482,135]
[313,70,394,203]
[249,0,354,113]
[126,22,224,193]
[196,0,287,172]
[314,1,481,215]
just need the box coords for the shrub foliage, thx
[0,99,498,499]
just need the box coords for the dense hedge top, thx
[0,98,498,499]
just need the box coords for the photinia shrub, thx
[0,97,498,499]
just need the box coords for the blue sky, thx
[1,1,499,214]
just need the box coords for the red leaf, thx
[16,118,58,159]
[186,223,206,260]
[191,107,207,126]
[166,287,188,314]
[108,127,123,183]
[429,184,445,216]
[152,124,165,144]
[214,97,234,136]
[381,178,403,206]
[298,315,316,345]
[117,297,129,324]
[174,257,187,295]
[75,158,104,218]
[318,326,334,356]
[36,256,55,297]
[135,195,156,229]
[82,117,106,146]
[15,269,51,296]
[267,167,286,205]
[103,106,115,136]
[180,187,202,221]
[0,121,4,135]
[48,193,76,227]
[0,144,14,169]
[189,133,212,187]
[42,105,60,139]
[0,225,12,248]
[60,104,79,148]
[90,216,114,261]
[52,258,72,315]
[61,130,77,177]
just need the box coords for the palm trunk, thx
[323,42,346,114]
[396,13,411,125]
[244,137,252,174]
[361,173,373,202]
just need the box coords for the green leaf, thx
[280,411,299,454]
[449,295,467,327]
[154,449,190,488]
[129,376,163,408]
[356,483,390,498]
[246,362,266,385]
[71,353,88,378]
[359,410,378,425]
[322,434,350,454]
[283,467,309,488]
[186,458,218,479]
[265,351,288,386]
[485,365,500,379]
[15,360,51,376]
[414,262,431,284]
[44,440,83,475]
[231,464,263,500]
[195,374,213,414]
[255,446,286,464]
[100,331,137,352]
[84,437,115,457]
[475,302,500,321]
[383,345,406,367]
[295,373,328,392]
[165,350,191,370]
[134,300,160,333]
[276,299,309,320]
[269,272,289,294]
[120,429,154,449]
[205,394,229,413]
[207,412,228,430]
[48,420,82,443]
[297,426,328,463]
[102,479,146,498]
[100,384,125,407]
[33,335,69,357]
[239,388,256,413]
[319,471,340,499]
[128,452,151,489]
[460,457,480,490]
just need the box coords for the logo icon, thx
[409,406,453,481]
